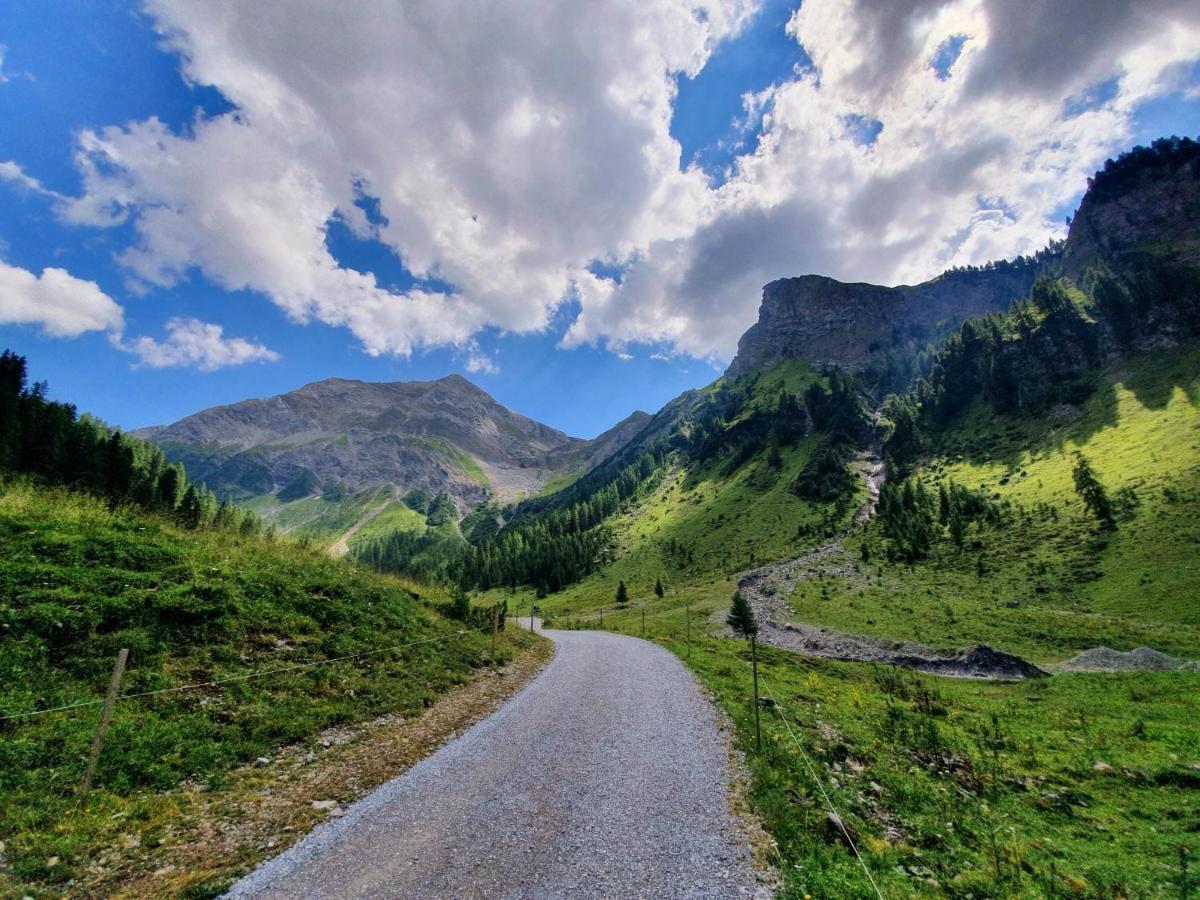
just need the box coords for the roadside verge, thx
[94,634,554,898]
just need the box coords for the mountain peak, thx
[137,371,651,513]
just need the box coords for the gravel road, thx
[226,627,761,899]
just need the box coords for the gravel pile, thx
[226,629,763,899]
[1060,646,1179,672]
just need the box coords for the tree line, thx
[0,350,263,534]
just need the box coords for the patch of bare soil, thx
[88,638,554,898]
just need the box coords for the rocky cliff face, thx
[726,265,1041,377]
[1061,144,1200,277]
[137,375,640,510]
[728,140,1200,379]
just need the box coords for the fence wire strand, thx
[758,672,885,899]
[0,628,477,723]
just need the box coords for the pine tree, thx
[654,577,664,599]
[449,587,471,621]
[177,485,204,529]
[726,590,758,638]
[1072,453,1116,529]
[615,580,629,605]
[765,429,783,470]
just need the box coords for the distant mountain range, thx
[136,374,649,519]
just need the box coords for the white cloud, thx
[0,260,124,337]
[124,316,279,370]
[60,0,753,361]
[0,160,65,201]
[49,0,1200,364]
[570,0,1200,359]
[464,347,499,376]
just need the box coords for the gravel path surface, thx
[226,627,760,899]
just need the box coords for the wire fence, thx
[7,589,881,898]
[758,671,885,899]
[0,627,480,724]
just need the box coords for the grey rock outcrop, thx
[1062,149,1200,277]
[726,266,1040,377]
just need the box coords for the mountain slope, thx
[0,479,539,896]
[138,375,645,541]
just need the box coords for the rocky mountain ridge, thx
[728,137,1200,379]
[138,375,648,511]
[725,264,1043,377]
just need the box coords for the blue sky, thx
[1,1,1197,438]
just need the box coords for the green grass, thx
[672,633,1200,899]
[534,468,584,498]
[346,499,427,549]
[243,485,398,543]
[791,345,1200,663]
[0,480,521,894]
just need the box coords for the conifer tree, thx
[654,577,664,599]
[1072,453,1116,529]
[726,590,758,638]
[178,485,204,529]
[615,580,629,605]
[449,587,471,621]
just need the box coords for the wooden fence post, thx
[686,602,691,657]
[79,647,129,806]
[751,636,761,753]
[641,605,645,639]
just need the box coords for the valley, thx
[2,138,1198,898]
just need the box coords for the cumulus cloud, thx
[0,259,124,337]
[124,316,279,370]
[0,257,275,372]
[49,0,1200,364]
[572,0,1200,359]
[464,347,499,376]
[61,0,753,360]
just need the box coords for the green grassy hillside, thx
[683,634,1200,899]
[0,480,525,893]
[476,360,861,623]
[787,344,1200,664]
[516,345,1200,898]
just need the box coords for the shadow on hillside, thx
[1120,347,1200,411]
[945,345,1199,470]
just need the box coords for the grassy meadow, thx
[0,480,525,895]
[523,344,1200,897]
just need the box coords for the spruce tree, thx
[178,485,203,529]
[615,580,628,605]
[1072,453,1116,529]
[728,589,762,752]
[654,577,664,599]
[726,590,758,638]
[449,587,471,621]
